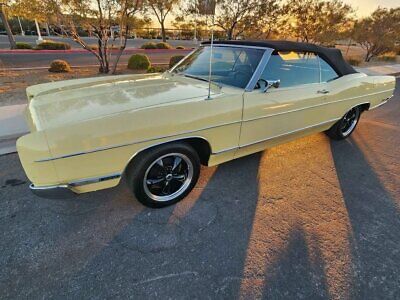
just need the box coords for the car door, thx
[237,51,331,157]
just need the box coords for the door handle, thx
[317,89,330,94]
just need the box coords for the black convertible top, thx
[202,40,357,76]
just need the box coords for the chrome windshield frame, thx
[244,48,274,92]
[168,44,275,92]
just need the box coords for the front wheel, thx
[126,143,200,208]
[326,106,361,140]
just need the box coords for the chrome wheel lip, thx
[341,108,359,136]
[143,153,193,202]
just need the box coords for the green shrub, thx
[140,42,157,49]
[128,54,151,70]
[156,42,171,49]
[48,60,71,73]
[16,42,33,49]
[169,55,185,68]
[346,57,361,66]
[176,46,185,49]
[36,40,71,50]
[147,65,168,73]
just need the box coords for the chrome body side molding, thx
[35,121,240,163]
[243,89,394,123]
[35,89,393,162]
[212,117,340,155]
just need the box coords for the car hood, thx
[26,73,221,131]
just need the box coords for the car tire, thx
[326,106,361,140]
[126,143,200,208]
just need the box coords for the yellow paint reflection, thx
[239,134,354,299]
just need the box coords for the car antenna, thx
[198,0,216,100]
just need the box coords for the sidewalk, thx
[0,64,399,156]
[0,104,28,155]
[356,64,400,76]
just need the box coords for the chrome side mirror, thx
[262,79,280,93]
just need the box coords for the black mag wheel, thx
[126,143,200,208]
[340,107,360,136]
[326,106,361,140]
[143,153,194,202]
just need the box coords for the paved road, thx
[0,35,199,49]
[1,79,399,299]
[0,49,192,69]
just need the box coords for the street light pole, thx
[17,16,24,36]
[0,2,17,49]
[34,18,43,44]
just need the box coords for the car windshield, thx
[172,46,264,89]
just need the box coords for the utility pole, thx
[0,2,17,49]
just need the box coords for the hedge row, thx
[36,40,71,50]
[46,54,185,73]
[127,54,185,72]
[141,42,172,49]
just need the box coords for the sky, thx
[342,0,399,16]
[159,0,399,27]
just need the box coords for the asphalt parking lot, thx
[1,79,399,299]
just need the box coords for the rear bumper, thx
[29,183,77,199]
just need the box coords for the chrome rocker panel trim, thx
[30,173,121,199]
[30,183,76,199]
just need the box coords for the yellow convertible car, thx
[17,41,396,207]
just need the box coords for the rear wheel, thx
[326,106,361,140]
[126,143,200,208]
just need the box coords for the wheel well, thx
[124,137,212,176]
[183,138,212,165]
[359,103,370,112]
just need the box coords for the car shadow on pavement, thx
[2,131,400,298]
[330,137,400,299]
[27,153,265,298]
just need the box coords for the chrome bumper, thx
[29,183,76,199]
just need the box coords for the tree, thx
[0,1,17,49]
[145,0,179,42]
[353,7,400,62]
[283,0,354,45]
[11,0,144,73]
[10,0,60,32]
[214,0,261,40]
[243,0,282,39]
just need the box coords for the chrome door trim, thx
[242,88,394,123]
[212,117,341,155]
[35,120,241,162]
[239,117,340,148]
